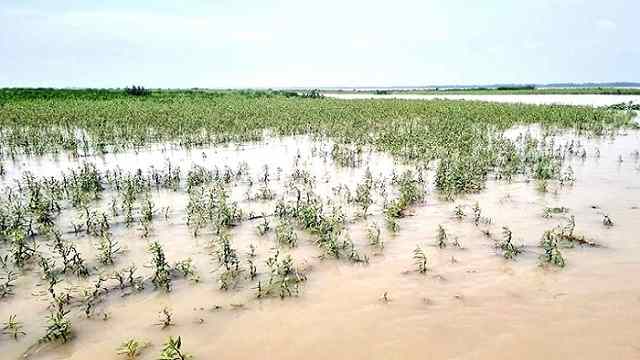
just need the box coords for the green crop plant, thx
[472,202,481,225]
[436,225,447,248]
[257,250,306,299]
[256,215,271,236]
[42,306,72,343]
[454,205,465,220]
[148,241,172,291]
[497,226,523,259]
[116,338,150,359]
[2,314,26,340]
[413,246,429,273]
[97,233,121,265]
[0,270,17,297]
[539,231,566,267]
[275,220,297,248]
[156,307,174,329]
[159,336,192,360]
[367,223,383,250]
[354,172,374,218]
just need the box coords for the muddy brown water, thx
[1,130,640,360]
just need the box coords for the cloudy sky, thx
[1,0,637,88]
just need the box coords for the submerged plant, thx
[497,226,523,259]
[436,225,447,248]
[472,202,481,225]
[156,307,174,329]
[116,338,150,359]
[354,173,374,217]
[367,223,383,250]
[148,241,172,291]
[539,230,566,267]
[257,250,306,299]
[413,246,429,273]
[256,215,270,236]
[0,270,17,297]
[42,307,72,343]
[97,233,121,265]
[2,314,26,339]
[159,336,192,360]
[275,220,297,248]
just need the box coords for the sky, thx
[1,0,638,88]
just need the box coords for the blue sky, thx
[1,0,637,88]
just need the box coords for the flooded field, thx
[327,93,640,107]
[1,126,640,360]
[1,90,639,359]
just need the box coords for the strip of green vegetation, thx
[0,88,634,195]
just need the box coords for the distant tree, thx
[125,85,151,96]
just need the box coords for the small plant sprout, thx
[413,246,429,273]
[472,202,481,225]
[256,215,271,236]
[247,244,257,258]
[454,205,465,220]
[157,307,174,329]
[436,225,447,248]
[247,258,257,280]
[117,338,150,359]
[451,236,463,249]
[159,336,192,360]
[602,214,614,227]
[2,314,26,339]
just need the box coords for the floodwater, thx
[1,130,640,360]
[327,93,640,107]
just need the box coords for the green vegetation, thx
[159,336,192,360]
[116,338,150,359]
[413,246,429,273]
[2,314,26,340]
[0,89,632,198]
